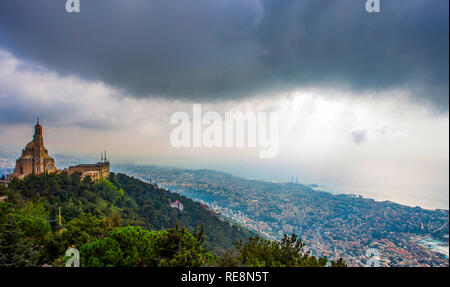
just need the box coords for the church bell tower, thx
[33,118,44,174]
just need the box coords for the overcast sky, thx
[0,0,448,209]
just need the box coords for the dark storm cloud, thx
[0,88,114,130]
[0,88,67,125]
[0,0,448,108]
[0,50,117,130]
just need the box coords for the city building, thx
[170,200,184,211]
[67,157,110,181]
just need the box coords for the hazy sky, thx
[0,0,448,209]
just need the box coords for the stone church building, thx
[5,119,110,182]
[9,119,57,179]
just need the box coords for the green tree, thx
[12,201,51,244]
[154,224,211,267]
[42,212,107,264]
[331,258,347,267]
[0,201,13,230]
[217,249,241,267]
[0,215,35,267]
[80,225,212,267]
[81,226,157,267]
[235,234,329,267]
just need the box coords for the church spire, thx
[34,117,43,137]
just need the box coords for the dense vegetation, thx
[0,172,345,267]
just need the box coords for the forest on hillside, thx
[0,172,344,267]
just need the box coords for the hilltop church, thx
[4,119,110,183]
[8,119,57,179]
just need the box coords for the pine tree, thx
[0,215,33,267]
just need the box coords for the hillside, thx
[117,164,449,267]
[1,172,253,253]
[109,173,255,251]
[0,171,340,267]
[0,172,255,266]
